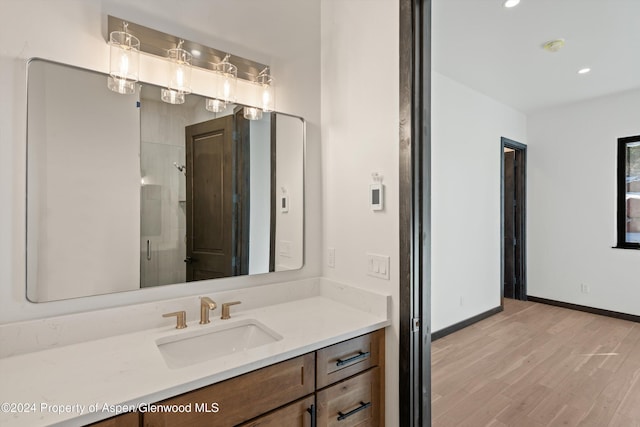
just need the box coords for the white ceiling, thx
[432,0,640,113]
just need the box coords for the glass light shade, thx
[167,47,192,95]
[243,106,263,121]
[205,98,227,113]
[107,76,136,95]
[256,72,275,112]
[216,59,237,104]
[161,88,185,105]
[108,30,140,95]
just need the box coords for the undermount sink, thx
[156,319,283,369]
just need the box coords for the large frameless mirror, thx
[26,59,304,302]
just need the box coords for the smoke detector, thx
[542,39,565,52]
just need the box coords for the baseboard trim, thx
[527,296,640,323]
[432,306,503,341]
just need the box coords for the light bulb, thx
[216,55,237,104]
[119,54,129,78]
[224,79,231,101]
[256,68,275,112]
[176,68,184,87]
[164,43,192,101]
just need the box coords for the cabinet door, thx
[317,368,381,427]
[239,395,315,427]
[143,354,314,427]
[88,412,139,427]
[316,330,384,389]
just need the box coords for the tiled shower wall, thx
[140,98,189,287]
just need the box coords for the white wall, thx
[431,72,527,332]
[275,116,304,271]
[249,116,272,274]
[527,89,640,315]
[0,0,320,323]
[320,1,399,424]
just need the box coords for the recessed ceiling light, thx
[504,0,520,8]
[542,39,565,53]
[191,49,201,58]
[578,68,591,74]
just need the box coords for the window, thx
[617,135,640,249]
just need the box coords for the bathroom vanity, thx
[92,330,384,426]
[0,279,390,426]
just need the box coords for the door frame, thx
[500,137,527,303]
[399,0,431,425]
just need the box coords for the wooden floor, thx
[432,299,640,427]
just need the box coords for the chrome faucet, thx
[200,297,217,324]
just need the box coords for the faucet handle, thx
[221,301,242,320]
[163,311,187,329]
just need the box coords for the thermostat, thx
[370,183,384,211]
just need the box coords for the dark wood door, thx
[234,108,250,276]
[503,150,516,299]
[185,115,234,281]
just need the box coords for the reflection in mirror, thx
[26,59,304,302]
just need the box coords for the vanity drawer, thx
[143,353,314,427]
[316,329,384,389]
[316,367,382,427]
[238,395,315,427]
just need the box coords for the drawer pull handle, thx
[307,404,316,427]
[336,351,370,367]
[337,401,371,421]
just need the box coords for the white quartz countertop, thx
[0,279,390,426]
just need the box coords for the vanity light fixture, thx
[244,67,276,120]
[205,98,227,113]
[243,106,263,121]
[503,0,520,8]
[216,54,237,105]
[256,67,276,112]
[106,17,275,114]
[578,67,591,74]
[107,22,140,95]
[161,40,192,105]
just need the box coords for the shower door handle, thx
[146,240,152,261]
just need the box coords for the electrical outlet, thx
[328,247,335,268]
[580,283,590,294]
[367,253,390,280]
[279,241,292,258]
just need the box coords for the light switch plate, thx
[367,253,390,280]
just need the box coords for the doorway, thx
[501,137,527,302]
